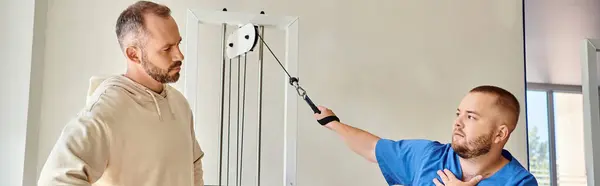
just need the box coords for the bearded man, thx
[38,1,204,185]
[314,85,538,186]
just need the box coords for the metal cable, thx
[255,33,292,80]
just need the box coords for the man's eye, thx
[468,115,475,120]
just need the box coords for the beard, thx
[140,49,182,83]
[451,131,493,159]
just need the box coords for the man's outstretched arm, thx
[314,105,436,185]
[314,106,381,163]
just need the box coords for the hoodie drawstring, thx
[146,89,163,121]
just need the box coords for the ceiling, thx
[525,0,600,86]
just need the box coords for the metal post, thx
[218,20,227,186]
[227,56,232,186]
[236,55,241,186]
[283,16,299,186]
[256,24,265,186]
[238,53,247,186]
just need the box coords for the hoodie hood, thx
[87,75,174,120]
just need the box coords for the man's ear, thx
[494,124,509,143]
[126,46,141,64]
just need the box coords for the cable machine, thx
[184,8,331,186]
[218,11,322,186]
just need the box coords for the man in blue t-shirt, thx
[313,85,538,186]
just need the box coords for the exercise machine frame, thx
[183,8,300,186]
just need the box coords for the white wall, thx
[35,0,527,185]
[0,0,34,185]
[0,0,46,185]
[36,0,135,176]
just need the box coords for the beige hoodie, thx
[38,75,204,186]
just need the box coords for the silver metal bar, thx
[218,22,227,186]
[236,56,241,186]
[227,58,232,186]
[256,25,265,186]
[239,53,247,186]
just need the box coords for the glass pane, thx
[553,92,586,186]
[526,90,551,186]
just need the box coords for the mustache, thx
[453,130,465,137]
[169,61,182,70]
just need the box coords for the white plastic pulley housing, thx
[226,23,258,59]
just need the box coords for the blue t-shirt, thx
[375,139,538,186]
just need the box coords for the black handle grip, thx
[304,95,321,114]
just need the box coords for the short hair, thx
[469,85,520,130]
[115,1,171,49]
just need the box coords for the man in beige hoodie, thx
[38,1,204,185]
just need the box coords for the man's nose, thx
[173,47,184,61]
[454,117,463,129]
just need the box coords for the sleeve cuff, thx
[375,139,401,185]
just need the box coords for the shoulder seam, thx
[86,85,112,112]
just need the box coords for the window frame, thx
[526,82,584,186]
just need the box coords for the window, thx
[553,92,586,185]
[526,90,551,185]
[526,85,586,186]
